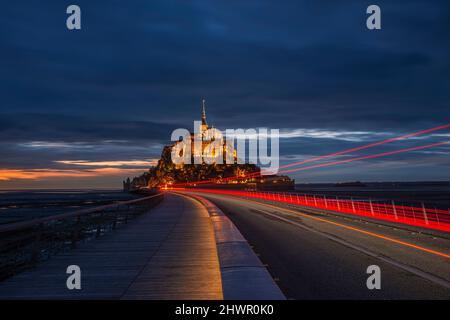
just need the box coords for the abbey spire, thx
[201,99,207,127]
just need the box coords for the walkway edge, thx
[175,192,286,300]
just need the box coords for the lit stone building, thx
[172,99,237,168]
[123,100,293,191]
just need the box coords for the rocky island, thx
[123,101,294,192]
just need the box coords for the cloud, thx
[20,141,96,149]
[277,129,387,142]
[0,113,182,143]
[226,128,389,142]
[0,168,144,181]
[55,159,158,167]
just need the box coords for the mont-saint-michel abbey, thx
[172,99,239,168]
[123,100,294,191]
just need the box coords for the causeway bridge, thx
[0,189,449,299]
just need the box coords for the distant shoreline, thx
[296,180,450,186]
[1,181,450,193]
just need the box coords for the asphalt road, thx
[192,192,450,299]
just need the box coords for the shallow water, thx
[0,189,139,225]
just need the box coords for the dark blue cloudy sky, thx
[0,0,449,189]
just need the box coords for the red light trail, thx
[242,198,450,259]
[279,140,450,175]
[172,188,450,234]
[279,123,450,169]
[171,123,450,187]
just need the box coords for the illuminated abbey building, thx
[123,100,294,191]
